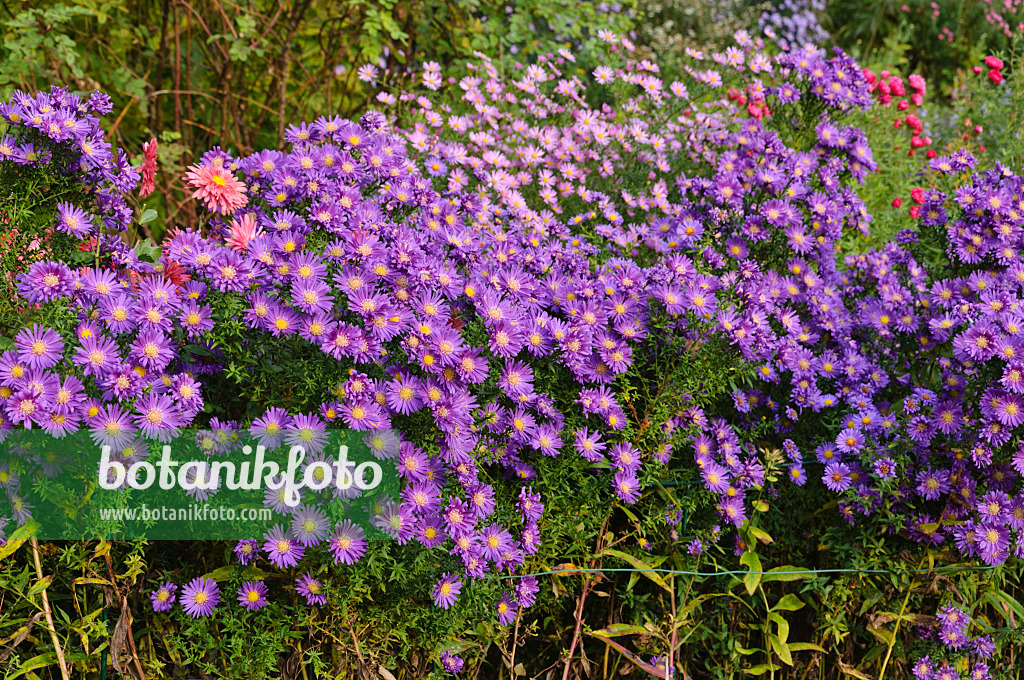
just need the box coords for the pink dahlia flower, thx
[225,213,263,252]
[183,163,248,215]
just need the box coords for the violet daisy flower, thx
[14,325,64,370]
[495,592,518,625]
[180,577,220,618]
[432,572,462,609]
[263,524,306,568]
[150,581,177,613]
[295,572,327,606]
[237,580,268,610]
[822,462,853,492]
[290,506,330,546]
[440,651,464,674]
[233,539,260,565]
[328,520,367,565]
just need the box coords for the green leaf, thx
[27,575,52,599]
[589,623,650,638]
[139,208,158,224]
[768,612,790,645]
[769,634,793,666]
[742,663,780,675]
[771,593,804,612]
[602,549,671,593]
[761,566,813,583]
[788,642,825,653]
[8,653,58,678]
[740,551,761,595]
[750,526,773,544]
[203,565,269,582]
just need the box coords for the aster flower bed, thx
[0,31,1022,680]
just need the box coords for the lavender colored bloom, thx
[296,572,327,605]
[328,520,367,565]
[237,580,268,610]
[440,651,464,674]
[432,573,462,609]
[234,539,260,565]
[263,524,306,568]
[180,577,220,618]
[495,592,518,625]
[150,581,177,613]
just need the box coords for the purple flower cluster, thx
[7,27,1024,638]
[913,603,993,680]
[759,0,829,52]
[0,87,142,265]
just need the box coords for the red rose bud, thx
[910,135,927,148]
[910,205,921,218]
[911,93,923,106]
[974,125,983,134]
[894,119,903,128]
[892,197,903,208]
[974,65,983,74]
[911,187,925,203]
[897,100,909,110]
[985,55,1005,70]
[905,114,922,130]
[926,149,937,159]
[990,69,1004,84]
[880,70,891,79]
[862,68,876,84]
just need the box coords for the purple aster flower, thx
[517,487,544,523]
[14,325,64,370]
[822,462,853,492]
[440,651,464,674]
[496,592,518,625]
[328,520,367,565]
[18,260,73,302]
[74,335,120,378]
[237,580,268,610]
[295,572,327,606]
[835,428,863,453]
[373,500,415,543]
[443,497,474,536]
[150,581,177,613]
[291,506,330,546]
[872,457,897,480]
[263,524,306,568]
[613,470,641,504]
[717,496,747,526]
[514,575,539,608]
[701,461,731,494]
[432,573,462,609]
[234,539,260,565]
[180,577,220,618]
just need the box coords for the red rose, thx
[985,56,1004,70]
[910,205,921,218]
[892,197,903,208]
[989,69,1004,84]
